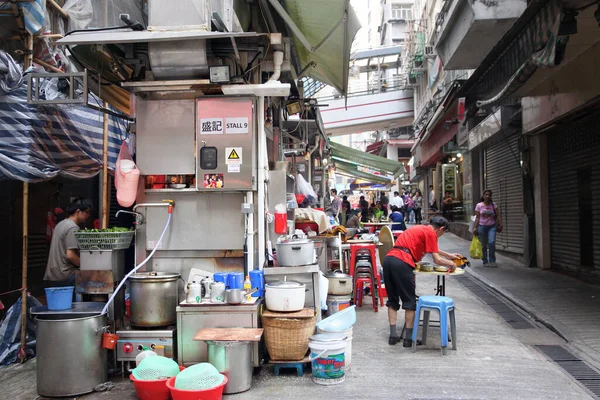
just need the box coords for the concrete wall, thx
[436,0,526,70]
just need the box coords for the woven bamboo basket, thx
[262,314,317,361]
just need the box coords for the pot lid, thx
[325,270,351,279]
[130,272,180,281]
[265,277,305,289]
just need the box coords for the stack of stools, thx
[349,244,384,312]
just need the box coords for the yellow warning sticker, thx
[225,147,242,165]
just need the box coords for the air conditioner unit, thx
[424,46,435,58]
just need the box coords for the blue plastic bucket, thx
[45,286,74,310]
[249,270,264,297]
[227,272,244,289]
[213,272,229,285]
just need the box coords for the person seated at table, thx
[345,210,362,229]
[389,205,406,231]
[383,216,463,347]
[371,202,385,221]
[442,191,455,220]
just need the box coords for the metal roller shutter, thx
[485,133,524,254]
[548,110,600,273]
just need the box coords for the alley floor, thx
[2,235,597,399]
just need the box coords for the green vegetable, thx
[81,227,133,232]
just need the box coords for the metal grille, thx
[485,133,525,254]
[456,275,534,329]
[548,110,600,273]
[535,345,600,397]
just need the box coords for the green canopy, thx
[329,141,404,178]
[277,0,361,96]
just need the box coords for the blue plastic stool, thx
[273,361,305,377]
[411,295,457,355]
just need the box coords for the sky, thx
[351,0,370,50]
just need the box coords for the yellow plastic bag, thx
[470,236,483,259]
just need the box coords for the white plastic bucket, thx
[309,335,346,385]
[326,295,351,317]
[317,326,353,369]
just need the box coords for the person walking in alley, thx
[384,217,462,347]
[331,188,342,222]
[413,190,424,224]
[43,202,92,286]
[390,191,404,213]
[429,184,436,210]
[472,189,503,267]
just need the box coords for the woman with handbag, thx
[472,189,503,267]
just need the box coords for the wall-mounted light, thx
[457,153,462,158]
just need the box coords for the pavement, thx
[440,232,600,370]
[2,232,600,399]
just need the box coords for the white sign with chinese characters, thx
[200,118,224,135]
[225,117,249,134]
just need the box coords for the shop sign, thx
[467,108,502,151]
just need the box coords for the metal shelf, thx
[144,188,198,193]
[263,264,320,275]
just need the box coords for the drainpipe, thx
[246,191,254,272]
[267,51,284,82]
[257,95,266,269]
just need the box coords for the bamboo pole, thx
[47,0,69,19]
[33,58,63,73]
[102,101,109,229]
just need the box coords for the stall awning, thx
[274,0,361,97]
[334,160,393,185]
[329,140,404,178]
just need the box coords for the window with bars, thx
[391,4,413,20]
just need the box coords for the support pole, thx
[20,28,33,364]
[102,102,109,229]
[257,96,266,269]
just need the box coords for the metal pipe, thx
[133,202,172,212]
[257,96,266,270]
[116,210,144,225]
[246,191,254,271]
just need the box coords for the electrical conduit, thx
[101,209,172,316]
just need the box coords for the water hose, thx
[101,211,172,316]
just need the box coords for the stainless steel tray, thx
[31,302,105,320]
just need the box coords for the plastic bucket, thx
[249,270,264,298]
[102,332,119,350]
[166,375,227,400]
[227,272,244,289]
[213,273,229,285]
[130,366,185,400]
[45,286,74,310]
[274,212,287,234]
[309,335,346,385]
[326,295,351,317]
[317,326,353,369]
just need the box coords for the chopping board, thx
[193,328,264,342]
[262,308,315,318]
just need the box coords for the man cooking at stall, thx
[43,202,92,287]
[383,216,462,347]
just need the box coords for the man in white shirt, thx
[390,191,404,211]
[429,185,436,209]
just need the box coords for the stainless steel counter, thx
[176,300,263,367]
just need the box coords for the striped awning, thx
[476,0,568,107]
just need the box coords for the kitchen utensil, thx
[185,281,202,304]
[174,363,225,390]
[434,266,449,272]
[201,278,213,301]
[453,257,470,268]
[132,356,180,381]
[249,269,265,297]
[33,307,107,397]
[210,282,226,303]
[130,272,180,327]
[226,288,243,305]
[275,239,315,266]
[419,264,434,272]
[265,278,306,312]
[316,305,356,332]
[325,270,353,295]
[227,272,244,289]
[169,184,186,189]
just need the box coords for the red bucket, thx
[130,366,185,400]
[166,375,228,400]
[102,332,119,350]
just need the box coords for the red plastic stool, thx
[349,244,377,277]
[354,277,378,312]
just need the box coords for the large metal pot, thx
[265,279,306,312]
[276,239,314,266]
[33,303,107,397]
[130,272,180,327]
[326,270,353,295]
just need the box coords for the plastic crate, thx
[74,231,135,250]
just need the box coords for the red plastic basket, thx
[166,375,228,400]
[130,366,185,400]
